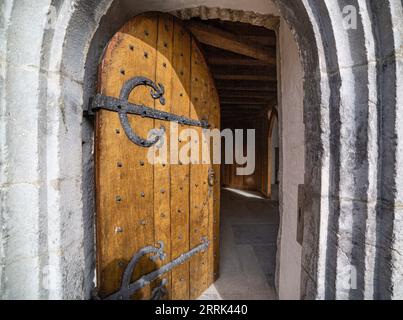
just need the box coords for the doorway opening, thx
[89,8,305,301]
[183,18,280,300]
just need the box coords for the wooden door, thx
[95,12,220,300]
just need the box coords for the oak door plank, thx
[189,39,211,299]
[153,13,174,300]
[170,21,192,300]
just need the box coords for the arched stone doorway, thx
[1,0,402,300]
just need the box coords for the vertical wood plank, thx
[96,32,127,297]
[170,21,191,300]
[153,13,174,299]
[189,39,211,299]
[207,75,221,284]
[212,84,221,282]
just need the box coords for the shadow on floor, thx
[200,188,279,300]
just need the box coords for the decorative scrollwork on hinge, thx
[93,239,209,300]
[89,76,210,148]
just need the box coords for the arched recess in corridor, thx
[267,108,279,200]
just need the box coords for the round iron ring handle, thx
[118,76,166,148]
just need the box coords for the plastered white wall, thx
[277,19,305,300]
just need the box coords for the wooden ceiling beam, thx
[215,79,277,88]
[222,106,265,110]
[220,96,273,101]
[221,108,263,112]
[221,101,269,105]
[220,100,270,106]
[221,107,264,112]
[239,35,276,47]
[222,108,262,112]
[221,117,261,123]
[206,19,278,37]
[221,114,261,117]
[185,21,276,64]
[217,86,277,92]
[221,113,262,117]
[212,65,276,75]
[208,57,269,66]
[221,116,261,121]
[219,91,276,99]
[214,74,277,81]
[221,98,277,108]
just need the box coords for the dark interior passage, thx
[184,18,278,198]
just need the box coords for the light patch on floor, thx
[199,189,279,300]
[224,187,267,199]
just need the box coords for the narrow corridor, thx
[200,188,279,300]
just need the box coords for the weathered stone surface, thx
[0,0,402,300]
[273,0,403,300]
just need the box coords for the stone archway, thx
[1,0,402,300]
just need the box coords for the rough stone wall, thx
[273,0,403,299]
[0,0,402,300]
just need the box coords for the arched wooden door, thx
[94,12,220,300]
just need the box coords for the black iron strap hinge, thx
[93,239,210,300]
[88,76,210,148]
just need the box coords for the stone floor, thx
[199,188,279,300]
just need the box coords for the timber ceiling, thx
[185,19,277,122]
